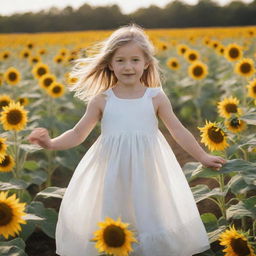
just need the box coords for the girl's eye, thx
[133,59,139,62]
[117,60,123,62]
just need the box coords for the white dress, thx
[55,87,211,256]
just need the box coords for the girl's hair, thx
[68,23,164,102]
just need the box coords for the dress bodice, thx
[101,87,163,136]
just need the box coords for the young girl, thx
[28,24,226,256]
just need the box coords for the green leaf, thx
[21,170,48,186]
[201,213,218,232]
[242,170,256,186]
[19,144,43,153]
[226,196,256,220]
[23,161,39,171]
[207,225,227,243]
[227,174,255,195]
[182,161,201,181]
[0,238,27,256]
[27,201,58,238]
[191,184,226,203]
[241,111,256,125]
[35,186,66,200]
[219,159,256,173]
[0,179,28,190]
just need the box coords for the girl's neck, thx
[114,83,146,91]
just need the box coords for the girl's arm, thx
[156,92,226,169]
[28,95,104,150]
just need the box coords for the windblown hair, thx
[68,23,164,103]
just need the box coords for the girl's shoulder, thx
[148,86,165,98]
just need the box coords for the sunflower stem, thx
[218,173,227,220]
[194,80,203,126]
[44,95,57,188]
[253,220,256,240]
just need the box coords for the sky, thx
[0,0,254,16]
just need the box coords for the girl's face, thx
[109,42,149,87]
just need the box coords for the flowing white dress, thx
[55,87,211,256]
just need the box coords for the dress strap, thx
[101,88,113,99]
[147,87,164,98]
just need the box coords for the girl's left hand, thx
[199,153,227,171]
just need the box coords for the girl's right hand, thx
[28,127,52,149]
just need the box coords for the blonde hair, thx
[68,23,164,102]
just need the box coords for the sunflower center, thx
[240,63,251,74]
[181,48,186,54]
[37,67,47,76]
[7,110,22,125]
[44,78,53,87]
[230,118,240,128]
[19,98,25,104]
[253,85,256,93]
[229,48,239,58]
[225,103,237,113]
[53,86,61,93]
[189,54,196,61]
[103,225,126,247]
[0,100,9,109]
[230,238,250,256]
[0,202,13,226]
[193,66,203,77]
[0,155,10,167]
[207,127,224,143]
[172,62,177,67]
[9,72,17,81]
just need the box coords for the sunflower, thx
[0,154,15,172]
[0,137,7,163]
[29,55,41,65]
[91,216,138,256]
[198,120,229,152]
[65,74,78,87]
[26,42,34,49]
[217,96,242,118]
[235,58,255,77]
[17,97,29,106]
[39,74,56,90]
[47,82,65,98]
[224,43,243,62]
[184,49,200,63]
[203,37,211,46]
[166,57,180,70]
[225,117,247,133]
[32,62,50,79]
[0,101,28,131]
[246,78,256,98]
[1,51,11,60]
[37,48,47,55]
[0,95,12,111]
[4,67,21,86]
[20,49,31,59]
[188,61,208,80]
[210,40,220,49]
[58,48,69,56]
[66,54,76,64]
[218,46,225,55]
[177,44,189,55]
[0,191,27,239]
[219,225,255,256]
[53,55,64,64]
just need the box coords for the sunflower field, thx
[0,26,256,256]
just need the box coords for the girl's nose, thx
[124,61,132,70]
